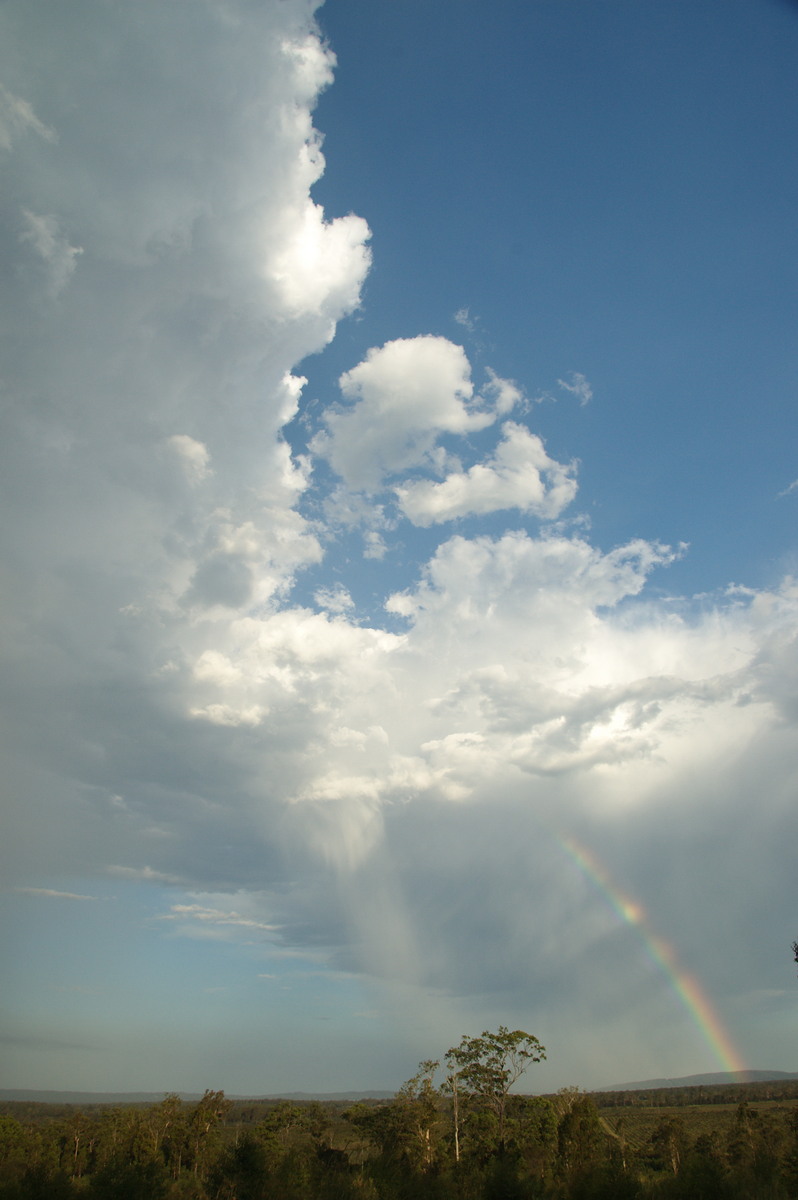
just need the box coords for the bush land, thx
[1,1078,797,1199]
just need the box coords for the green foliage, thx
[14,1164,75,1200]
[87,1157,170,1200]
[592,1080,798,1109]
[0,1116,38,1191]
[725,1101,784,1191]
[1,1064,797,1199]
[648,1118,688,1175]
[445,1026,546,1155]
[209,1133,269,1200]
[557,1096,606,1179]
[506,1096,558,1183]
[671,1137,731,1200]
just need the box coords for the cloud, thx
[0,84,56,150]
[167,435,212,484]
[1,0,797,1094]
[0,0,373,929]
[166,526,796,1002]
[395,421,577,525]
[16,888,97,901]
[482,368,523,416]
[311,336,496,490]
[19,210,83,296]
[385,531,678,631]
[161,900,281,939]
[558,371,593,405]
[314,584,355,614]
[271,200,371,326]
[106,866,182,884]
[363,530,388,560]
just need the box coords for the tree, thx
[149,1094,189,1179]
[56,1110,100,1180]
[793,940,798,973]
[444,1026,546,1153]
[726,1101,784,1189]
[345,1063,443,1175]
[210,1133,269,1200]
[504,1095,558,1182]
[557,1095,605,1181]
[186,1090,231,1178]
[783,1105,798,1194]
[88,1158,169,1200]
[0,1114,35,1185]
[394,1059,442,1170]
[650,1116,687,1176]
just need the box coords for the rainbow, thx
[558,834,746,1076]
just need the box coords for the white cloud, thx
[19,210,83,295]
[106,866,181,884]
[314,584,355,614]
[482,367,523,415]
[162,899,281,940]
[386,531,677,632]
[312,336,496,490]
[167,435,212,484]
[190,703,267,728]
[0,1,373,898]
[363,530,388,560]
[270,200,371,329]
[558,371,593,405]
[16,888,97,901]
[2,0,797,1095]
[0,85,55,150]
[395,421,577,525]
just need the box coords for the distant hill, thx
[600,1070,798,1092]
[5,1072,798,1106]
[0,1089,395,1105]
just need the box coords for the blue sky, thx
[307,0,798,597]
[1,0,797,1097]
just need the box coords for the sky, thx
[1,0,797,1098]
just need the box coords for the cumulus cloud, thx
[271,200,371,325]
[483,367,523,415]
[363,530,388,560]
[168,435,212,484]
[157,541,798,1066]
[314,584,355,614]
[386,532,678,632]
[2,0,797,1093]
[395,421,577,525]
[0,0,372,903]
[311,336,496,490]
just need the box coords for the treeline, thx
[1,1025,797,1200]
[594,1079,798,1109]
[2,1088,798,1199]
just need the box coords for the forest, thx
[1,1028,798,1200]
